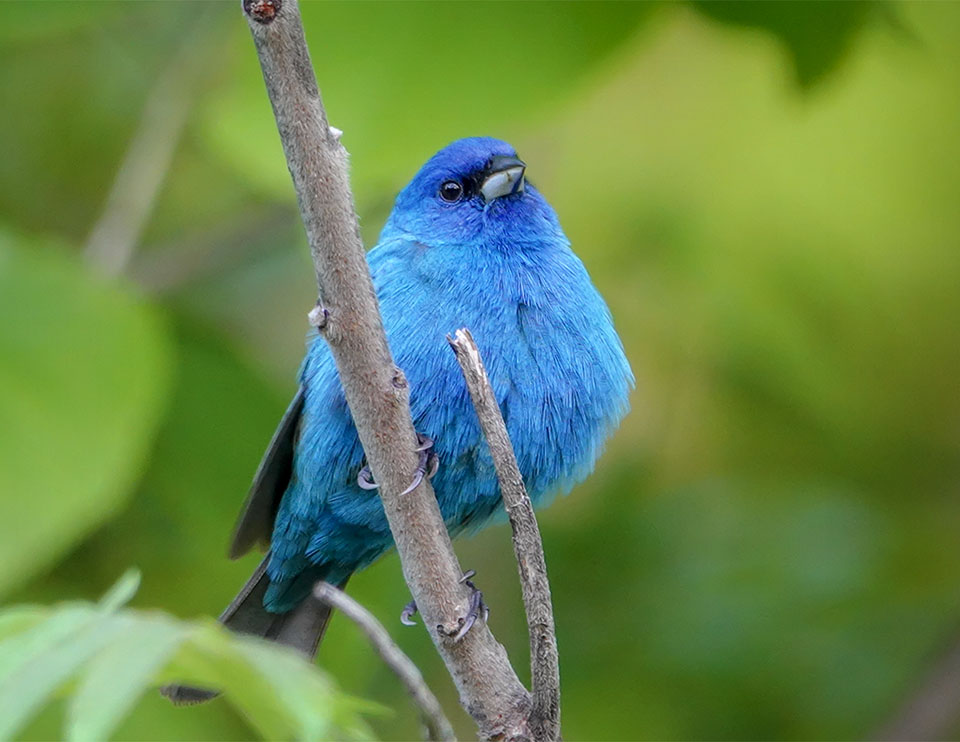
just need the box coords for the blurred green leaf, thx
[67,617,185,742]
[0,234,172,599]
[0,608,128,739]
[0,607,44,645]
[0,573,375,742]
[55,315,296,612]
[198,1,654,201]
[4,1,960,740]
[0,607,91,682]
[96,570,141,613]
[690,0,880,86]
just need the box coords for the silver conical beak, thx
[480,156,526,202]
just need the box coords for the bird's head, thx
[383,137,563,249]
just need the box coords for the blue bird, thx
[165,137,632,703]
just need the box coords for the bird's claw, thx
[450,570,489,642]
[357,465,378,490]
[400,600,418,626]
[400,570,488,641]
[400,433,439,496]
[357,434,438,494]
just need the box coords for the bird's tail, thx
[161,556,347,705]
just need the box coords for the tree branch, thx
[314,582,456,742]
[449,329,561,742]
[873,627,960,741]
[241,1,531,738]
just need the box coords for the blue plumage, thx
[163,137,632,705]
[262,137,633,612]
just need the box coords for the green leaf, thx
[0,574,375,741]
[0,606,92,681]
[0,606,45,644]
[0,233,172,598]
[690,0,881,87]
[47,315,298,616]
[67,616,186,742]
[163,623,295,740]
[0,611,130,739]
[96,570,141,613]
[157,622,376,741]
[232,639,374,742]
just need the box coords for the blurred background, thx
[2,1,959,739]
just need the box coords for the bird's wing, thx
[228,386,305,559]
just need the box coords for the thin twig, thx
[873,627,960,741]
[241,1,531,739]
[314,582,456,742]
[85,7,224,277]
[448,328,561,742]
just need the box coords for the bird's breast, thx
[382,239,631,513]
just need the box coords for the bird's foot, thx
[357,433,438,494]
[400,599,418,626]
[400,570,489,641]
[449,570,488,642]
[357,464,378,490]
[400,433,439,496]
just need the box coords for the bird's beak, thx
[480,155,526,202]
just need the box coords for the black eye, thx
[439,180,463,202]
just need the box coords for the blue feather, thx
[264,137,633,612]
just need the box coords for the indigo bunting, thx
[166,137,632,703]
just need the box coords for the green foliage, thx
[2,1,959,740]
[690,0,881,86]
[0,571,375,742]
[199,2,654,202]
[0,234,171,599]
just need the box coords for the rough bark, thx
[449,329,561,741]
[242,1,531,738]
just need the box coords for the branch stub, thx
[242,0,281,24]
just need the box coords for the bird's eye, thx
[439,180,464,203]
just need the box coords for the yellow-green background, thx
[2,1,959,739]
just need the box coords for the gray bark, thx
[242,1,532,738]
[449,329,561,742]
